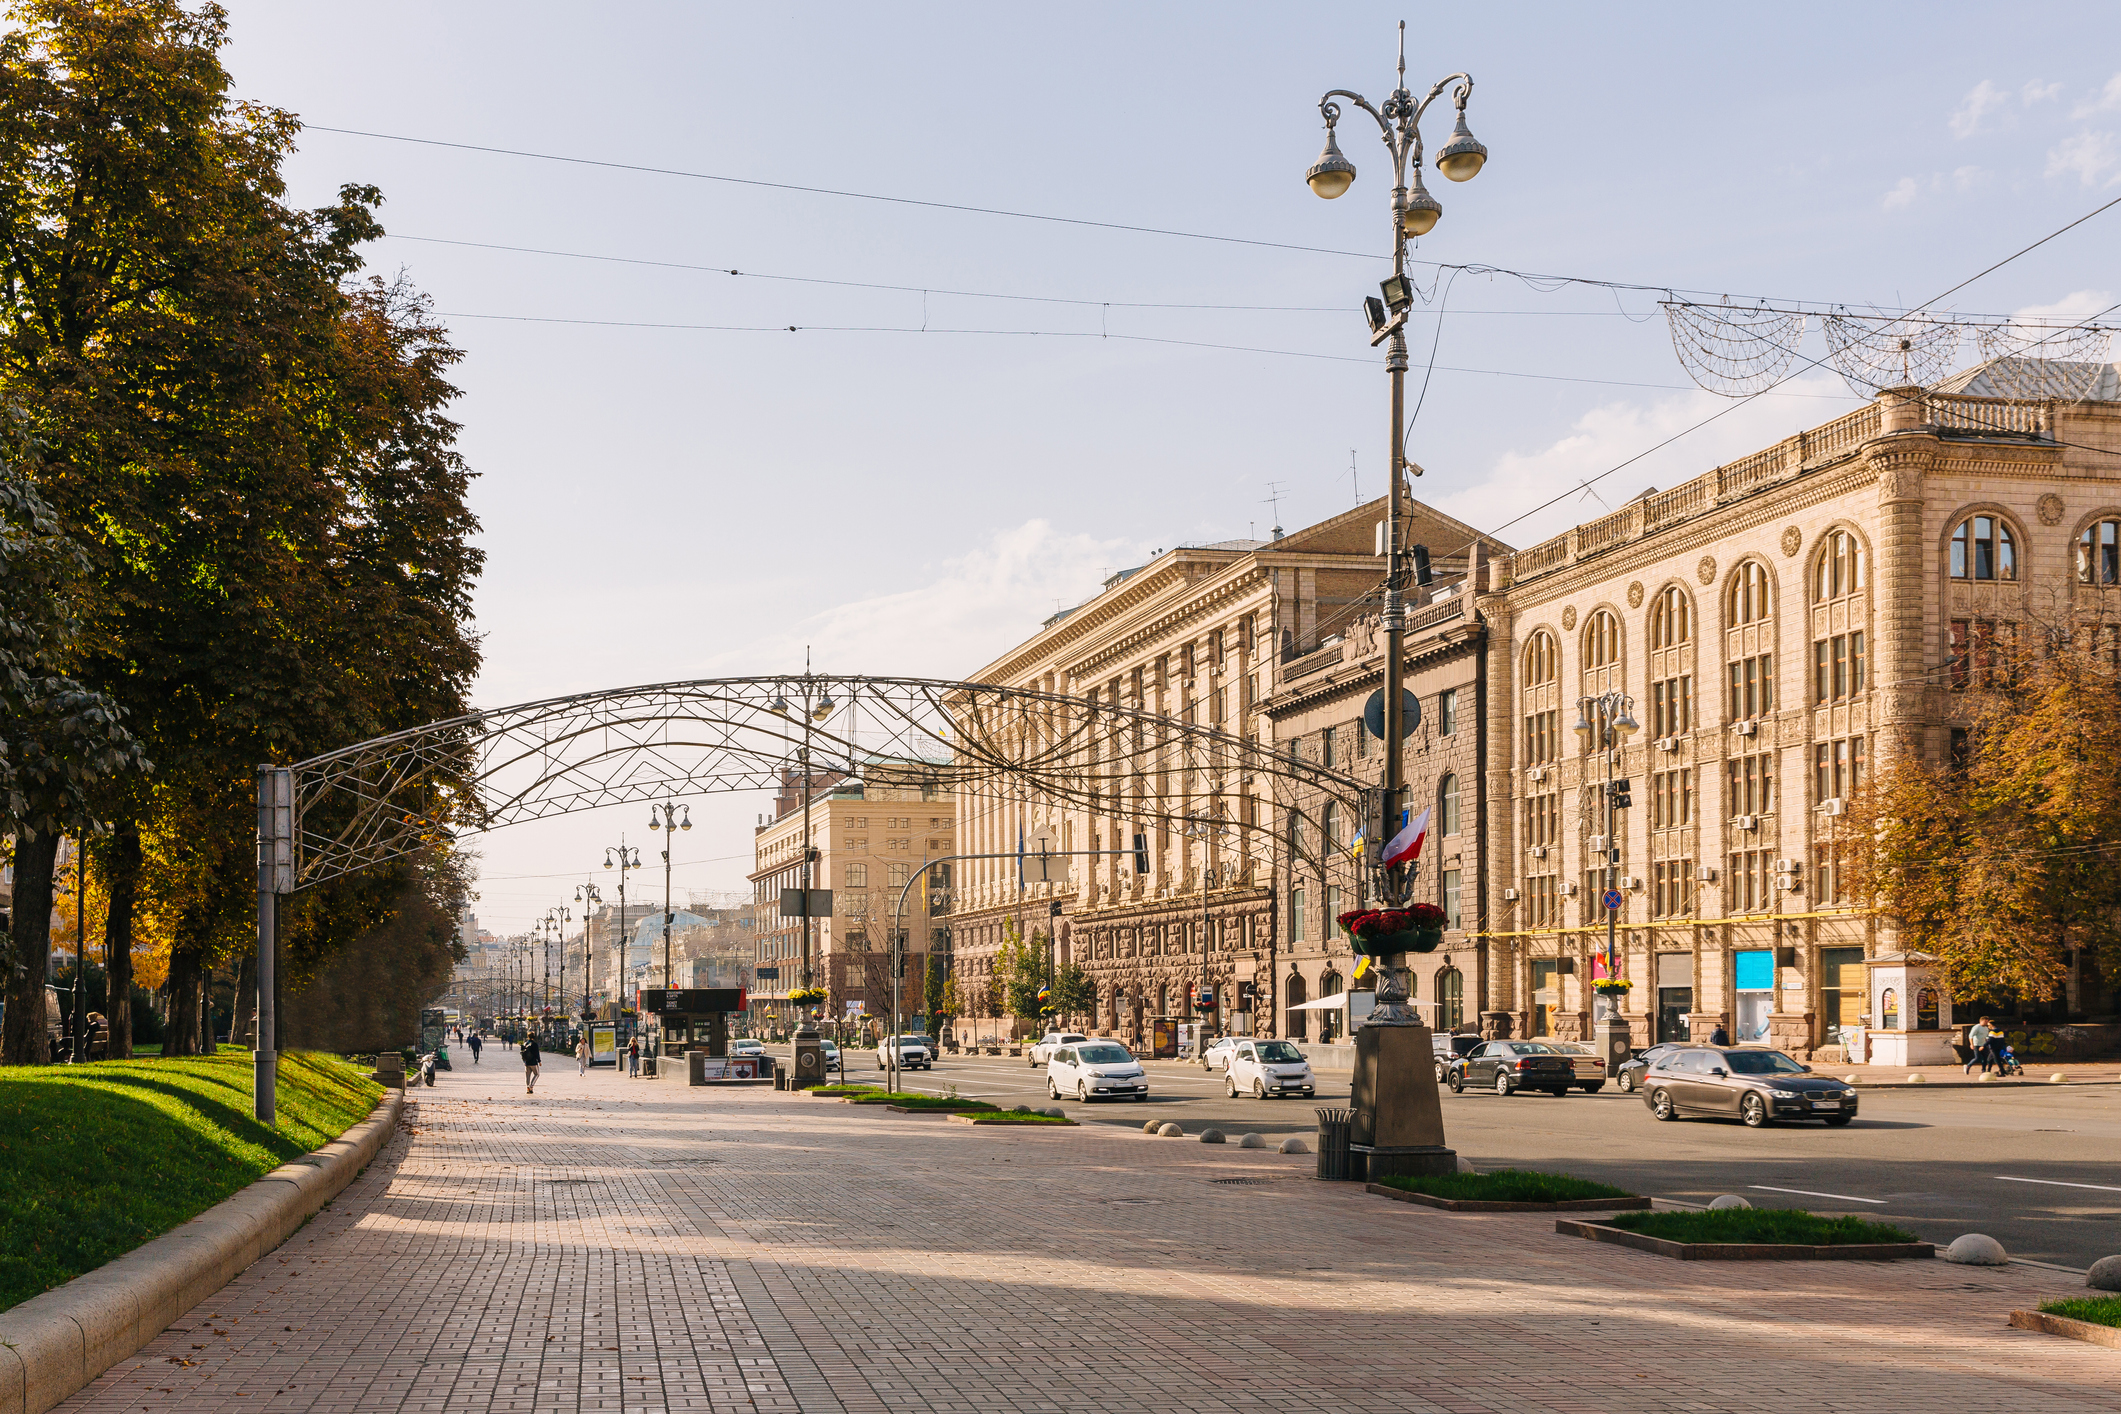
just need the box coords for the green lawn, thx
[965,1108,1073,1124]
[1380,1168,1635,1203]
[1608,1208,1917,1246]
[2041,1295,2121,1328]
[854,1092,997,1111]
[0,1050,382,1312]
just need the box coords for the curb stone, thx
[0,1087,401,1414]
[2008,1309,2121,1350]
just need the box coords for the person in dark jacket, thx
[1708,1023,1731,1047]
[520,1034,542,1094]
[468,1032,482,1064]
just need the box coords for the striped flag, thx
[1381,807,1432,868]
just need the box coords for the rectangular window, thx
[1949,619,2016,691]
[1651,860,1692,918]
[1291,889,1306,944]
[1524,792,1560,850]
[1322,727,1335,770]
[1650,675,1692,736]
[1525,709,1558,765]
[1438,688,1458,736]
[1814,735,1868,802]
[1727,653,1774,719]
[1814,632,1866,703]
[1726,752,1775,816]
[1651,768,1693,829]
[845,863,868,888]
[888,863,909,889]
[1526,875,1557,927]
[1726,849,1770,913]
[1442,868,1462,929]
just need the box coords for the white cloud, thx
[2022,79,2063,106]
[1950,164,1982,191]
[1951,79,2009,137]
[698,519,1149,681]
[1432,373,1859,555]
[1881,176,1921,211]
[2073,72,2121,118]
[2046,130,2121,186]
[2012,289,2117,322]
[1881,167,1984,210]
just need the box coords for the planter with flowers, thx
[787,986,827,1006]
[1337,903,1448,956]
[1591,977,1632,997]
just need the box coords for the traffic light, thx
[1410,543,1433,586]
[1609,779,1633,810]
[1132,832,1151,875]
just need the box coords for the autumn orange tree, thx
[1846,627,2121,1003]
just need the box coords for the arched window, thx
[1321,968,1343,999]
[1525,631,1558,686]
[1436,967,1464,1030]
[1286,972,1308,1040]
[1880,987,1899,1030]
[1583,610,1620,669]
[1728,561,1772,624]
[1322,801,1340,854]
[1438,773,1460,836]
[1649,585,1691,648]
[1523,630,1560,765]
[1814,530,1865,601]
[2078,519,2121,586]
[1950,515,2016,581]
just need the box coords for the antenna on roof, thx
[1348,450,1360,506]
[1263,481,1287,541]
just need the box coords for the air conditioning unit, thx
[1819,798,1846,816]
[1734,720,1758,737]
[1773,858,1799,875]
[1733,815,1758,831]
[1529,845,1548,860]
[1618,875,1638,890]
[1502,887,1520,901]
[1527,766,1547,783]
[1655,737,1678,753]
[1588,834,1606,853]
[1778,876,1803,893]
[1559,881,1579,897]
[1696,866,1718,882]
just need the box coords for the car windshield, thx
[1723,1049,1807,1075]
[1255,1041,1305,1063]
[1511,1042,1560,1054]
[1077,1043,1133,1063]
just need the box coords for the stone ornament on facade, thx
[2038,493,2065,526]
[1696,555,1716,585]
[1780,526,1802,556]
[1561,605,1576,630]
[1625,580,1644,608]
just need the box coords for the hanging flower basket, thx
[1337,904,1447,957]
[787,986,827,1005]
[1591,977,1633,995]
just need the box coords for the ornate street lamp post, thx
[1575,693,1640,1079]
[604,841,643,1021]
[574,880,602,1025]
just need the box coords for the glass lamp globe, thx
[1401,172,1442,236]
[1305,130,1356,198]
[1434,111,1487,182]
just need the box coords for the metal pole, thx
[72,842,85,1062]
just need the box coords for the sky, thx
[215,2,2121,938]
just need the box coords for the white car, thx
[1046,1040,1148,1102]
[1028,1031,1090,1067]
[1202,1038,1241,1072]
[820,1040,843,1074]
[877,1035,934,1070]
[730,1038,766,1057]
[1225,1039,1316,1099]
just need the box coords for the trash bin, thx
[1315,1107,1355,1182]
[773,1062,788,1091]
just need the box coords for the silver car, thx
[1047,1040,1148,1101]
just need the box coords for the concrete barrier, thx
[0,1088,402,1414]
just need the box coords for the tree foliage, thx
[1053,961,1094,1020]
[1846,630,2121,1001]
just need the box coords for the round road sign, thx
[1601,888,1624,911]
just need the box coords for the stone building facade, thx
[1476,364,2121,1058]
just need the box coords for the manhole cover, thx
[1211,1178,1273,1187]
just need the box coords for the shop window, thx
[1880,987,1900,1029]
[1915,987,1940,1031]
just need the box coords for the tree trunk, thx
[101,822,141,1059]
[1,830,62,1065]
[230,951,256,1053]
[165,950,203,1057]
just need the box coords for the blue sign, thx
[1601,889,1624,911]
[1734,949,1774,992]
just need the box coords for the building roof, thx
[1932,357,2119,402]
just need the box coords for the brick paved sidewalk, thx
[56,1055,2121,1414]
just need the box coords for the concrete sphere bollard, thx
[1455,1156,1478,1174]
[1238,1132,1267,1149]
[1844,1075,1861,1084]
[1199,1127,1227,1144]
[1977,1072,1996,1083]
[1944,1233,2009,1266]
[1142,1119,1162,1133]
[1042,1107,1067,1118]
[1277,1136,1310,1155]
[2050,1072,2069,1084]
[2086,1255,2121,1291]
[1156,1121,1184,1137]
[1707,1194,1751,1209]
[1908,1073,1927,1083]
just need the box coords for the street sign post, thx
[1601,888,1624,911]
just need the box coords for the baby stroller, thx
[1993,1041,2024,1077]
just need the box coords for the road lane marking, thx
[1749,1185,1885,1204]
[1996,1176,2121,1194]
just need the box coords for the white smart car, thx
[1224,1039,1316,1099]
[1046,1040,1148,1102]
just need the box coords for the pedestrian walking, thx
[468,1032,482,1065]
[1966,1016,1998,1074]
[1708,1023,1730,1046]
[520,1034,541,1094]
[626,1036,640,1078]
[577,1033,592,1074]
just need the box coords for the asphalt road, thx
[813,1047,2121,1270]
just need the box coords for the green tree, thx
[0,2,481,1060]
[1053,961,1095,1023]
[923,955,947,1025]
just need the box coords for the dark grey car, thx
[1447,1040,1576,1097]
[1638,1047,1859,1127]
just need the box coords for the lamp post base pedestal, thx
[1351,1143,1458,1181]
[1593,1015,1633,1084]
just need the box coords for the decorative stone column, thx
[1865,388,1940,770]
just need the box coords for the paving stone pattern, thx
[57,1059,2121,1413]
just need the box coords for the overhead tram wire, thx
[319,127,2114,316]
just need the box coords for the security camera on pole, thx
[1305,21,1488,1180]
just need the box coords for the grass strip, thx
[1608,1208,1916,1246]
[806,1084,883,1096]
[857,1093,997,1111]
[2040,1295,2121,1328]
[972,1107,1073,1124]
[0,1051,381,1312]
[1379,1169,1632,1204]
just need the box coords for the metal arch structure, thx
[250,672,1370,1121]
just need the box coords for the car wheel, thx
[1226,1078,1238,1098]
[1617,1072,1636,1093]
[1493,1072,1513,1097]
[1434,1060,1446,1084]
[1252,1079,1266,1100]
[1048,1080,1060,1099]
[1077,1082,1090,1102]
[1740,1094,1769,1128]
[1447,1073,1464,1093]
[1650,1088,1678,1121]
[1823,1115,1853,1127]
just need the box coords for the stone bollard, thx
[1908,1073,1927,1084]
[2050,1072,2069,1084]
[1708,1194,1751,1209]
[1142,1119,1162,1134]
[1237,1132,1267,1149]
[1199,1128,1227,1144]
[2086,1255,2121,1291]
[1944,1233,2009,1265]
[371,1052,406,1088]
[1277,1136,1310,1155]
[1157,1122,1184,1137]
[1455,1156,1478,1174]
